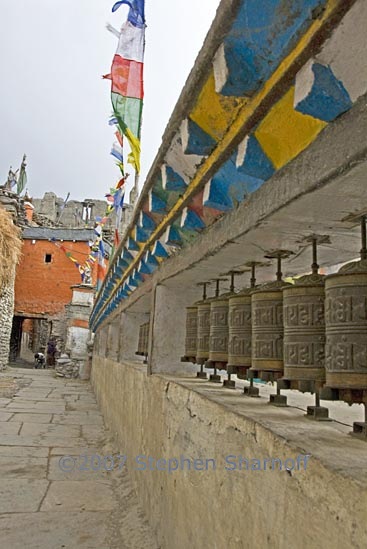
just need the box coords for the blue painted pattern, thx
[295,62,352,122]
[219,0,326,96]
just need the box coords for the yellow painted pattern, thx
[255,87,327,169]
[190,72,246,141]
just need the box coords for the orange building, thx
[11,227,98,362]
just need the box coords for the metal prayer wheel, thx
[136,321,149,363]
[227,290,252,378]
[227,263,260,396]
[208,294,229,365]
[283,238,326,387]
[196,281,212,373]
[227,264,258,378]
[250,251,292,406]
[251,284,286,376]
[280,237,330,420]
[208,272,245,388]
[136,323,145,356]
[325,266,367,391]
[325,217,367,396]
[142,322,149,362]
[181,306,198,364]
[283,282,325,384]
[324,216,367,439]
[205,278,228,383]
[196,301,211,363]
[181,282,210,378]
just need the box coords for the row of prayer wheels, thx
[181,221,367,439]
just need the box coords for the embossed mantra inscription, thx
[251,290,284,372]
[228,293,252,369]
[209,297,229,363]
[283,286,325,381]
[325,273,367,388]
[184,306,198,358]
[196,302,211,361]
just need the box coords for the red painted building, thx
[11,227,97,362]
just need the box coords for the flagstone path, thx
[0,368,159,549]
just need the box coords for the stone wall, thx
[61,285,95,378]
[0,278,15,370]
[91,356,367,549]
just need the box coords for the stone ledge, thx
[91,357,367,549]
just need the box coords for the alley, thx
[0,368,159,549]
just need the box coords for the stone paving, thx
[0,368,159,549]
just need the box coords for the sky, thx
[0,0,219,202]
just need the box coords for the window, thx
[45,254,52,263]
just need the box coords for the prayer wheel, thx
[283,238,326,387]
[281,238,329,420]
[283,280,325,384]
[250,251,292,406]
[208,294,229,369]
[181,306,198,364]
[194,282,214,379]
[208,292,230,365]
[196,300,211,369]
[324,216,367,438]
[181,283,210,378]
[136,321,149,363]
[142,322,149,359]
[205,278,228,383]
[227,290,252,379]
[325,265,367,392]
[136,323,145,356]
[208,272,244,388]
[227,263,259,396]
[251,282,287,377]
